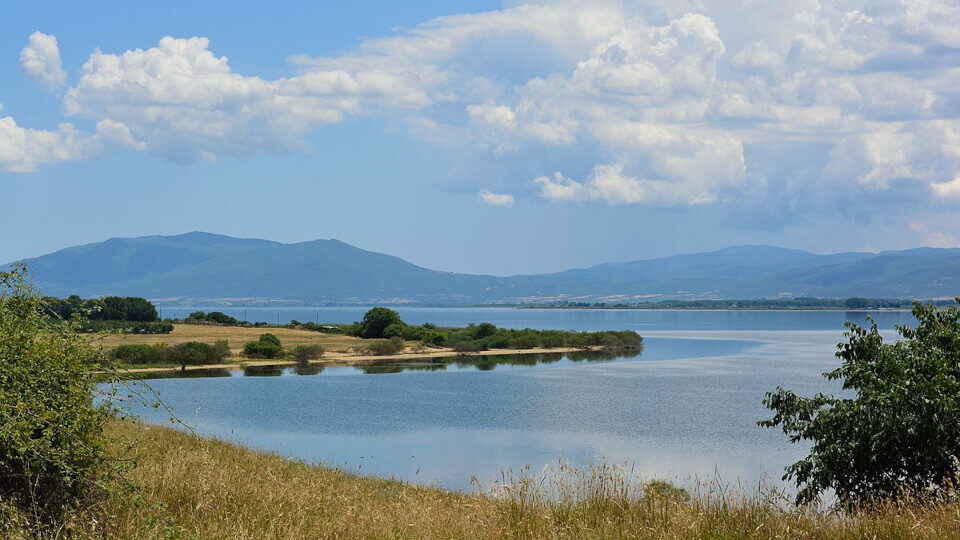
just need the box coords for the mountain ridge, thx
[6,233,960,304]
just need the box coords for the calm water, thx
[118,308,917,492]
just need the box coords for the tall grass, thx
[8,421,960,538]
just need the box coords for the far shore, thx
[109,345,603,375]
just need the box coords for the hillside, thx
[6,233,960,303]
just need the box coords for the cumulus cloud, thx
[19,31,67,90]
[477,189,515,207]
[535,164,716,205]
[1,0,958,223]
[0,116,91,172]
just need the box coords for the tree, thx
[358,307,403,339]
[761,300,960,505]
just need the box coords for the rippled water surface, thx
[119,308,916,491]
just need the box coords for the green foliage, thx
[186,311,239,325]
[295,322,344,334]
[97,296,158,321]
[242,334,284,359]
[473,322,497,339]
[357,307,403,338]
[363,339,401,356]
[383,323,405,339]
[423,331,449,347]
[293,344,325,363]
[109,344,165,365]
[761,300,960,506]
[77,319,173,334]
[0,265,110,529]
[452,341,483,354]
[163,341,230,366]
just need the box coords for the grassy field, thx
[11,420,960,538]
[98,324,366,356]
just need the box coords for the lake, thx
[117,308,916,493]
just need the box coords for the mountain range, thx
[5,232,960,304]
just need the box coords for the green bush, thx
[401,325,425,340]
[452,341,483,354]
[293,344,324,363]
[423,331,448,347]
[383,323,405,339]
[77,320,173,334]
[0,265,110,529]
[163,341,229,365]
[242,334,284,359]
[297,322,344,334]
[357,307,403,338]
[109,344,165,364]
[762,300,960,505]
[364,339,400,356]
[186,311,239,325]
[474,322,497,339]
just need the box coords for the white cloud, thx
[932,175,960,201]
[0,117,91,172]
[1,0,958,220]
[19,31,67,90]
[535,163,717,206]
[477,189,515,207]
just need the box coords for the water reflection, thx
[124,350,646,381]
[293,364,325,376]
[243,365,283,377]
[130,367,232,381]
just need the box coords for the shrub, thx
[383,323,405,339]
[163,341,229,365]
[453,341,483,354]
[509,336,540,349]
[364,339,400,356]
[258,333,282,348]
[422,331,448,347]
[205,311,238,325]
[242,334,284,359]
[212,339,230,359]
[77,320,173,334]
[567,333,593,349]
[357,307,403,338]
[293,344,325,363]
[109,343,165,364]
[474,322,498,339]
[0,265,110,529]
[761,300,960,505]
[401,325,425,340]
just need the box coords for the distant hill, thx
[5,232,960,304]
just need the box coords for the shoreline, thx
[110,345,603,375]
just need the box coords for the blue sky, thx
[2,0,959,275]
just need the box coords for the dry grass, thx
[98,324,364,356]
[19,421,960,538]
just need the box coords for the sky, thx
[1,0,959,275]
